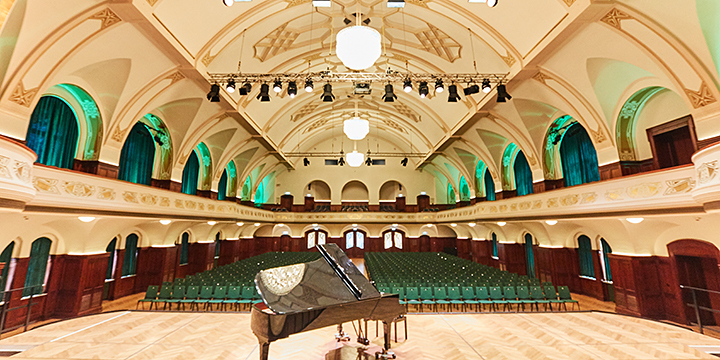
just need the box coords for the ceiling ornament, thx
[146,0,159,6]
[562,0,576,6]
[501,53,516,67]
[254,23,302,62]
[685,82,717,108]
[89,8,122,30]
[415,24,461,63]
[284,0,312,7]
[304,119,329,133]
[393,103,420,123]
[167,71,185,84]
[201,52,217,67]
[532,71,551,85]
[8,81,38,107]
[600,8,632,30]
[291,103,320,122]
[382,118,407,134]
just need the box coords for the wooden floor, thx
[1,311,719,359]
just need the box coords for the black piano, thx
[251,244,406,360]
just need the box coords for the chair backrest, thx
[227,286,242,299]
[420,287,434,300]
[502,286,517,300]
[447,286,462,300]
[392,287,405,299]
[489,286,504,300]
[475,286,490,300]
[378,286,390,294]
[530,286,545,300]
[241,286,255,299]
[157,286,173,300]
[144,285,159,300]
[543,285,558,300]
[185,286,200,299]
[405,287,419,300]
[462,286,475,300]
[557,286,573,300]
[516,286,531,300]
[172,285,186,299]
[199,285,214,299]
[434,287,448,300]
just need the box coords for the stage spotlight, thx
[447,84,461,102]
[401,157,408,167]
[223,0,233,6]
[239,82,252,95]
[463,84,479,96]
[418,81,429,98]
[273,80,282,93]
[207,84,220,102]
[338,156,345,166]
[304,79,314,92]
[257,83,271,102]
[487,0,498,7]
[303,157,310,166]
[287,81,297,98]
[387,0,405,7]
[365,157,372,166]
[321,83,335,102]
[435,79,444,93]
[482,79,492,93]
[226,79,236,93]
[496,84,512,103]
[382,84,397,102]
[403,79,412,93]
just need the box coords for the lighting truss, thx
[285,151,425,158]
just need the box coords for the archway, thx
[514,151,533,196]
[118,122,156,185]
[182,150,200,195]
[26,96,79,169]
[307,180,331,200]
[668,240,720,326]
[379,180,404,201]
[341,180,369,203]
[559,123,600,187]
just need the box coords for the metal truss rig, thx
[207,70,509,86]
[285,151,426,158]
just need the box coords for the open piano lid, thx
[254,244,380,314]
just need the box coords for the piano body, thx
[250,244,406,360]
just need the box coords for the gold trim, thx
[523,13,569,59]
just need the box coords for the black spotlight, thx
[257,83,271,102]
[223,0,233,6]
[239,82,252,95]
[304,79,314,92]
[403,79,413,93]
[365,157,372,166]
[482,79,492,93]
[418,81,429,98]
[303,157,310,166]
[447,85,461,102]
[338,156,345,166]
[273,80,282,93]
[401,157,408,167]
[287,81,298,98]
[487,0,498,7]
[496,84,512,103]
[463,84,479,96]
[321,83,335,102]
[226,79,236,93]
[207,84,220,102]
[435,79,444,93]
[382,84,397,102]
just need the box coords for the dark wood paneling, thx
[497,243,526,275]
[151,179,171,190]
[96,161,118,179]
[456,239,470,260]
[698,134,720,150]
[620,159,655,176]
[169,181,182,193]
[599,162,623,181]
[218,240,241,266]
[72,159,99,175]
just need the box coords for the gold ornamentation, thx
[519,202,532,211]
[563,0,576,6]
[198,203,205,211]
[284,0,312,8]
[665,178,695,195]
[184,200,196,209]
[685,83,717,108]
[560,194,579,206]
[532,72,551,85]
[254,23,301,62]
[207,204,215,211]
[489,206,498,213]
[393,104,420,123]
[167,71,185,84]
[589,127,606,143]
[501,54,516,67]
[382,119,407,133]
[581,192,597,204]
[415,24,461,63]
[626,182,661,198]
[303,119,328,134]
[140,193,158,205]
[63,181,95,197]
[90,8,122,30]
[0,156,10,179]
[33,177,60,194]
[146,0,159,6]
[291,104,319,122]
[97,187,115,200]
[201,52,216,67]
[605,189,624,201]
[175,199,184,208]
[110,125,128,142]
[123,191,138,203]
[13,161,31,183]
[499,205,508,212]
[600,8,632,30]
[698,161,718,184]
[533,200,543,209]
[9,81,38,107]
[510,203,518,211]
[547,198,559,208]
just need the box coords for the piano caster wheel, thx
[357,337,370,346]
[375,350,396,359]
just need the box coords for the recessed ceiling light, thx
[78,216,95,223]
[497,221,506,226]
[313,0,331,7]
[160,220,172,225]
[468,222,476,227]
[387,0,405,8]
[451,223,457,227]
[545,220,558,226]
[207,221,217,226]
[626,217,644,224]
[254,223,261,226]
[236,222,244,226]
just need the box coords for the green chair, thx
[208,286,227,311]
[461,287,479,312]
[502,286,522,312]
[447,287,464,312]
[152,285,172,310]
[544,285,562,311]
[475,287,493,311]
[392,287,406,309]
[224,286,242,311]
[516,286,535,312]
[378,286,391,294]
[252,287,263,304]
[165,285,186,310]
[180,286,200,311]
[489,286,507,312]
[196,285,214,310]
[557,286,579,310]
[238,286,255,310]
[405,287,421,311]
[530,286,551,311]
[420,287,435,312]
[434,287,450,312]
[137,285,158,310]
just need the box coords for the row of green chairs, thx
[137,285,262,311]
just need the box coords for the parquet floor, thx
[1,311,719,359]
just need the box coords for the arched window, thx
[484,171,496,201]
[560,123,600,187]
[490,233,498,259]
[578,235,595,278]
[241,176,252,201]
[121,234,139,277]
[106,238,117,280]
[524,233,535,278]
[23,237,52,297]
[26,96,79,169]
[218,169,228,201]
[214,232,222,258]
[182,150,200,195]
[0,242,15,291]
[306,229,327,249]
[179,232,189,265]
[344,229,366,249]
[514,151,533,196]
[459,176,470,202]
[599,238,612,282]
[383,229,404,250]
[447,183,456,204]
[255,182,265,205]
[118,122,155,185]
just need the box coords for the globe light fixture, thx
[343,117,370,140]
[336,25,382,70]
[346,150,365,167]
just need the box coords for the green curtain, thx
[578,235,595,278]
[215,232,221,258]
[525,233,536,278]
[179,233,189,265]
[118,122,155,185]
[23,237,52,297]
[26,96,79,169]
[121,234,139,276]
[459,176,470,201]
[491,233,498,258]
[255,182,264,205]
[484,171,495,201]
[105,238,116,280]
[182,150,200,195]
[514,151,533,196]
[560,124,600,187]
[0,242,14,292]
[447,183,455,204]
[601,238,612,281]
[218,169,228,201]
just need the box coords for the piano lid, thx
[254,244,380,315]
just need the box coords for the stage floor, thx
[0,311,719,359]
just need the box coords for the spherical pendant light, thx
[346,150,365,167]
[336,26,382,70]
[343,117,370,140]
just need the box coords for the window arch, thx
[459,176,470,202]
[241,176,252,201]
[106,238,117,280]
[344,229,366,249]
[118,122,156,185]
[179,232,190,265]
[218,169,228,201]
[491,232,498,258]
[382,229,404,250]
[560,123,600,187]
[306,229,327,249]
[484,170,495,201]
[26,96,79,169]
[23,237,52,297]
[524,233,535,278]
[578,235,595,278]
[599,238,612,282]
[0,242,15,292]
[514,151,533,196]
[447,183,456,204]
[121,234,139,277]
[182,150,200,195]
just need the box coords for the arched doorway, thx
[668,240,720,326]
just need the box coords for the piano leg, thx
[374,321,396,359]
[335,324,350,342]
[258,342,270,360]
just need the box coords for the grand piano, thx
[251,244,406,360]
